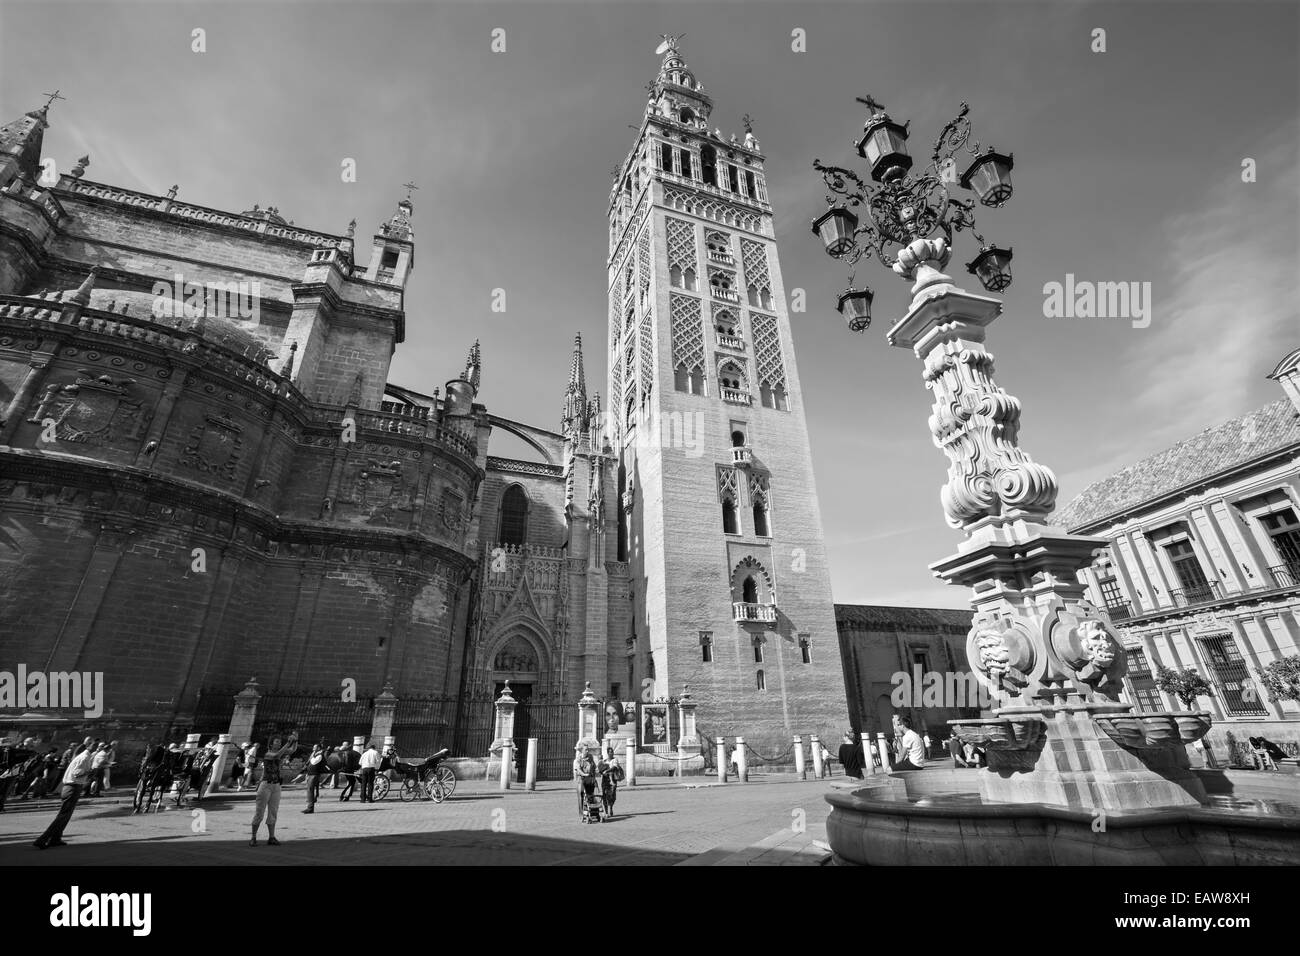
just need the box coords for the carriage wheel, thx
[174,777,190,807]
[399,778,419,802]
[429,777,448,804]
[433,765,456,799]
[132,777,147,814]
[374,775,390,801]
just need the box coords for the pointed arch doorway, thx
[490,634,541,781]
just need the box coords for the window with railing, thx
[1097,575,1132,620]
[1165,539,1218,606]
[1125,647,1163,713]
[1196,634,1267,716]
[1262,508,1300,588]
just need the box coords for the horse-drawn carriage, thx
[133,744,215,813]
[380,748,456,803]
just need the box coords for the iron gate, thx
[390,693,495,759]
[516,696,575,781]
[250,692,374,753]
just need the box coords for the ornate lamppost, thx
[809,98,1211,813]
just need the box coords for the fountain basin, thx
[1092,711,1211,750]
[826,782,1300,865]
[949,716,1044,750]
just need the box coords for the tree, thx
[1153,666,1214,710]
[1256,655,1300,704]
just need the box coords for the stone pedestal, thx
[370,683,398,748]
[487,681,518,782]
[576,681,600,752]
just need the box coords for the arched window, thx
[690,368,705,394]
[731,430,746,447]
[675,366,691,392]
[773,385,788,411]
[745,170,756,196]
[760,383,774,408]
[753,502,770,537]
[722,499,739,535]
[670,264,683,288]
[679,149,692,179]
[659,143,672,171]
[742,576,758,604]
[499,485,528,546]
[756,669,766,691]
[747,284,759,307]
[701,145,718,187]
[683,267,697,291]
[679,107,695,125]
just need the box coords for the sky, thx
[2,0,1296,609]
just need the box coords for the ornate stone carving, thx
[968,619,1033,693]
[351,458,413,526]
[1048,607,1126,698]
[440,488,466,530]
[180,414,244,479]
[29,370,146,447]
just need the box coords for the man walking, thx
[358,743,380,803]
[87,742,111,796]
[250,732,298,847]
[34,736,95,849]
[890,715,926,772]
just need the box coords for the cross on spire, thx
[402,181,419,202]
[855,94,886,115]
[40,90,66,111]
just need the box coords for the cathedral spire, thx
[561,333,589,440]
[0,95,58,188]
[465,339,481,393]
[647,34,711,127]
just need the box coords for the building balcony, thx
[1169,582,1222,608]
[716,332,745,351]
[1268,561,1300,589]
[731,445,753,468]
[1104,601,1134,622]
[712,288,740,303]
[733,602,777,624]
[708,251,735,265]
[721,387,752,406]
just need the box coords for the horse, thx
[319,747,362,799]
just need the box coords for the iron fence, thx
[249,691,374,755]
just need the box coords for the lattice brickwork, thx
[609,274,623,351]
[638,312,655,401]
[741,239,770,288]
[751,311,787,390]
[638,227,652,300]
[664,186,761,234]
[670,294,705,372]
[748,472,770,506]
[718,467,740,502]
[666,217,696,272]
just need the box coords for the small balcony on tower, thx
[709,268,739,303]
[733,602,777,624]
[716,331,745,351]
[731,444,753,468]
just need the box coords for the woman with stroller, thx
[573,744,598,822]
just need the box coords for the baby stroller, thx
[580,785,603,823]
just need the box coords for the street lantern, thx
[855,113,913,183]
[966,245,1014,292]
[960,148,1014,207]
[812,206,859,257]
[837,286,874,333]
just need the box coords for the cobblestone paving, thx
[0,775,832,866]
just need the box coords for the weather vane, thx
[655,33,684,55]
[402,181,419,202]
[41,89,66,111]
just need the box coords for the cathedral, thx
[0,40,849,761]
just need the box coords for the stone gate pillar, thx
[371,682,398,748]
[213,678,261,793]
[577,681,600,751]
[487,681,518,781]
[675,686,701,776]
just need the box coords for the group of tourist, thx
[572,742,623,820]
[834,715,986,778]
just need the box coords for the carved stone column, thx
[886,239,1209,811]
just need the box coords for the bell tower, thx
[608,37,849,751]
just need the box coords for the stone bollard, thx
[625,737,636,787]
[877,732,891,773]
[525,738,538,791]
[499,740,514,790]
[793,734,806,779]
[206,733,232,797]
[735,736,748,783]
[717,736,728,783]
[810,734,824,779]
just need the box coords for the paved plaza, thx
[0,775,832,866]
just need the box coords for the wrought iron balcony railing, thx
[733,602,777,624]
[1104,601,1133,622]
[1267,561,1300,589]
[1169,582,1222,608]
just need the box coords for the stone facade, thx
[1056,348,1300,759]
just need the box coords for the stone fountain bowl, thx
[948,717,1044,751]
[1094,711,1212,750]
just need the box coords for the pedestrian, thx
[336,741,357,801]
[598,748,622,818]
[358,743,380,803]
[302,739,328,814]
[231,743,247,789]
[29,748,61,799]
[87,743,111,796]
[239,743,259,791]
[923,732,933,758]
[103,740,119,790]
[819,741,834,777]
[249,732,298,847]
[33,736,95,849]
[573,744,597,821]
[837,731,864,779]
[0,738,23,812]
[890,715,926,771]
